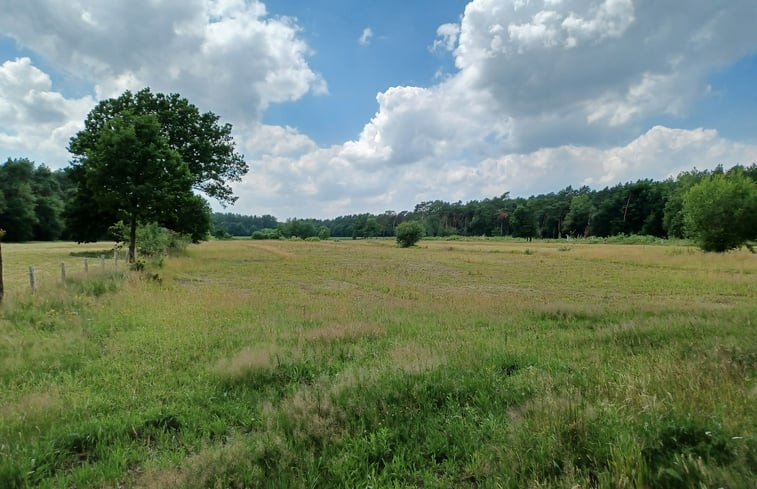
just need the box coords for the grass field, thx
[1,239,755,488]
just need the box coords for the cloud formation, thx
[1,0,756,218]
[0,57,94,166]
[0,0,326,123]
[235,124,757,218]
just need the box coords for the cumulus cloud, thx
[359,27,374,46]
[2,0,756,219]
[443,0,757,151]
[231,125,757,218]
[0,0,326,123]
[431,23,460,52]
[0,57,94,166]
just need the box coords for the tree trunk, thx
[0,229,5,305]
[128,217,137,263]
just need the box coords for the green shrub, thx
[683,171,757,252]
[396,221,425,248]
[252,228,281,240]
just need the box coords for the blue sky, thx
[263,0,467,144]
[1,0,756,218]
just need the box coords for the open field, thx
[1,239,755,488]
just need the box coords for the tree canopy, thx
[69,88,247,206]
[683,170,757,252]
[0,158,69,242]
[66,88,246,257]
[70,111,196,261]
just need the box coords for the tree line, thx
[2,157,754,249]
[0,85,753,254]
[211,163,756,244]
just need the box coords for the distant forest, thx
[1,156,754,242]
[213,163,756,241]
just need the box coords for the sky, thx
[1,0,756,219]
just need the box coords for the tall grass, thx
[1,239,755,488]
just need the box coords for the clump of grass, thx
[389,343,446,373]
[67,272,125,297]
[212,344,284,382]
[299,321,385,343]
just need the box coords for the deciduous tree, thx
[67,89,244,255]
[396,220,425,247]
[69,88,247,206]
[683,171,757,252]
[69,111,194,261]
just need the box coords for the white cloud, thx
[431,23,460,52]
[0,0,325,123]
[227,124,757,218]
[2,0,757,220]
[450,0,757,150]
[359,27,373,46]
[0,57,94,166]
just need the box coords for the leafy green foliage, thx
[68,111,195,261]
[278,219,317,239]
[396,220,425,247]
[0,159,39,242]
[683,171,757,252]
[251,228,281,240]
[110,221,191,259]
[213,213,278,236]
[69,88,247,206]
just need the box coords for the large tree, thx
[69,88,247,206]
[67,89,247,254]
[69,111,194,261]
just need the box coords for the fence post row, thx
[22,257,116,291]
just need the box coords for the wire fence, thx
[1,247,128,295]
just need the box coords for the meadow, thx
[0,238,755,488]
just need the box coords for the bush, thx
[396,221,425,248]
[252,228,281,240]
[108,221,190,259]
[683,171,757,252]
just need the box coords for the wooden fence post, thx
[29,266,36,291]
[0,229,5,305]
[60,262,66,283]
[84,259,89,274]
[101,254,105,272]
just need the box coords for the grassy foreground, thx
[1,239,755,488]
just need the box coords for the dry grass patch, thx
[1,387,62,422]
[264,386,346,446]
[134,438,269,489]
[245,242,298,260]
[300,321,385,342]
[389,343,447,373]
[212,343,286,381]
